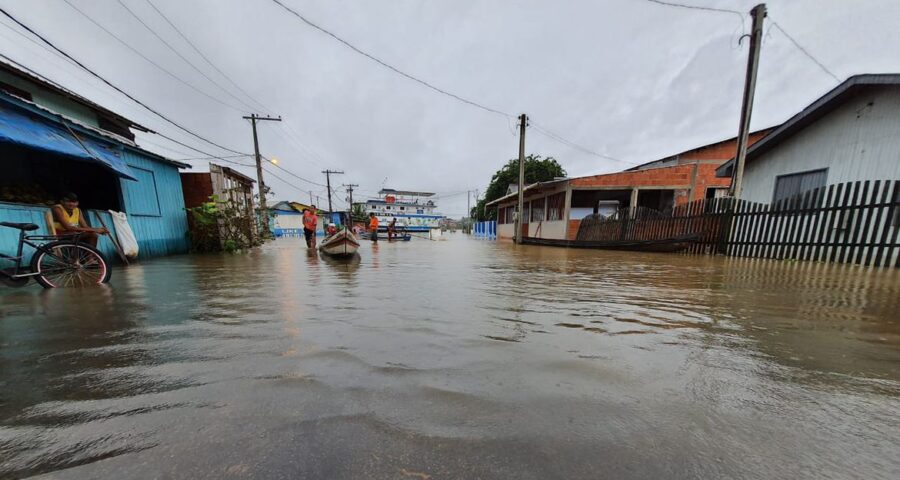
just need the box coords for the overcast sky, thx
[2,0,898,217]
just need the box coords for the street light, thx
[270,157,279,165]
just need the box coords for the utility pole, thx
[467,190,471,232]
[321,170,344,212]
[515,113,528,244]
[243,113,281,238]
[309,191,313,205]
[730,4,766,199]
[344,183,358,223]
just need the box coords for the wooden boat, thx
[520,233,701,253]
[318,229,360,257]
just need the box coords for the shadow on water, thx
[1,235,899,479]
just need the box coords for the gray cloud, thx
[3,0,898,217]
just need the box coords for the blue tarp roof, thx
[0,103,136,180]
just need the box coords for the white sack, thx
[108,210,139,258]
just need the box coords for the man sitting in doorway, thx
[51,192,107,247]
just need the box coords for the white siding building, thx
[718,74,900,204]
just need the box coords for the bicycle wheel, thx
[30,241,110,288]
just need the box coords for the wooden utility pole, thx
[515,113,527,244]
[243,114,281,238]
[322,169,344,212]
[730,4,766,199]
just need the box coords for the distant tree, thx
[472,155,566,221]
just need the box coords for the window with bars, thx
[530,198,545,222]
[773,169,828,205]
[546,192,565,221]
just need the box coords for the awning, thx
[0,103,136,180]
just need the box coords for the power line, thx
[61,0,247,113]
[269,0,637,167]
[0,5,249,156]
[143,0,271,113]
[269,0,511,118]
[114,0,259,112]
[261,155,328,187]
[770,20,840,83]
[530,123,635,165]
[641,0,743,18]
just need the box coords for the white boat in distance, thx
[318,229,360,257]
[364,189,444,238]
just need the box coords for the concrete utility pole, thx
[515,113,528,244]
[730,4,766,199]
[321,170,344,212]
[243,114,281,238]
[467,190,471,226]
[344,183,358,223]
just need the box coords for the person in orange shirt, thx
[302,206,318,248]
[368,212,379,243]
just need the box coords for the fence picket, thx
[873,181,899,267]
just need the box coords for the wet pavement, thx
[1,234,899,479]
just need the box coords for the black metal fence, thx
[575,180,900,267]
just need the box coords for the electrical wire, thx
[641,0,743,18]
[261,155,329,187]
[0,5,250,156]
[143,0,271,113]
[270,0,639,166]
[61,0,247,113]
[770,20,840,83]
[530,123,636,165]
[115,0,260,112]
[269,0,511,119]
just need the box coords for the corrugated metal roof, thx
[717,73,900,177]
[0,90,189,169]
[0,58,151,132]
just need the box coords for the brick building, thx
[487,130,772,241]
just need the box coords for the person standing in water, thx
[388,218,397,240]
[302,206,319,248]
[51,192,107,247]
[368,212,379,243]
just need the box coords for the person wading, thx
[368,212,379,243]
[51,192,107,247]
[302,206,319,248]
[388,218,397,241]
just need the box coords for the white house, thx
[717,74,900,204]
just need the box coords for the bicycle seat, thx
[0,222,39,231]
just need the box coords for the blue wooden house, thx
[0,60,190,261]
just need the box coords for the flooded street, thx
[1,234,899,479]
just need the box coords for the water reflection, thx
[1,236,898,479]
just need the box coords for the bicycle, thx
[0,221,111,288]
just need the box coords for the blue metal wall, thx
[0,149,188,264]
[119,148,189,257]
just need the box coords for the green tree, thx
[472,155,566,221]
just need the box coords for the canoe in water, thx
[318,230,361,257]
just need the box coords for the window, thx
[124,166,161,216]
[546,192,565,221]
[773,169,827,205]
[530,198,545,222]
[705,187,729,199]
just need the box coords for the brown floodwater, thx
[1,234,898,479]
